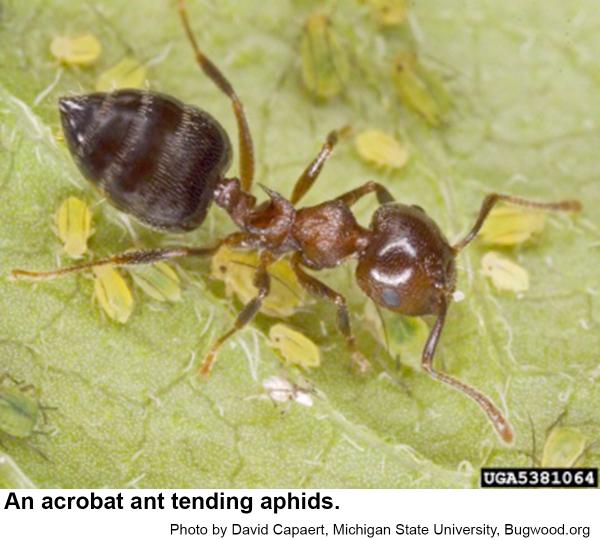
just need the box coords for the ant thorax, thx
[293,200,370,269]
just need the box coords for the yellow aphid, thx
[211,246,306,317]
[95,57,147,92]
[56,196,93,259]
[268,324,321,369]
[355,129,409,169]
[363,301,428,370]
[362,0,407,26]
[300,10,350,99]
[93,266,133,324]
[481,252,529,293]
[541,427,587,468]
[479,206,546,246]
[129,262,181,303]
[392,51,450,127]
[50,34,102,66]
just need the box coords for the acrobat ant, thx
[11,0,581,444]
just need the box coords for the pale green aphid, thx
[93,266,134,324]
[355,129,409,169]
[0,384,40,439]
[541,426,587,468]
[481,251,529,293]
[129,262,182,303]
[95,57,147,92]
[300,10,350,99]
[56,196,93,259]
[50,33,102,66]
[392,50,450,127]
[479,206,546,246]
[268,323,321,369]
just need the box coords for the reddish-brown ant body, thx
[11,1,581,444]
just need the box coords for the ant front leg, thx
[335,180,395,207]
[177,0,255,191]
[421,299,514,444]
[290,127,351,205]
[291,253,370,373]
[10,232,247,282]
[198,252,274,378]
[453,193,581,252]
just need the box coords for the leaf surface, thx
[0,0,598,487]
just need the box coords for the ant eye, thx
[382,288,402,308]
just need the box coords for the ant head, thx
[356,203,456,316]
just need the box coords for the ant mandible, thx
[11,0,581,444]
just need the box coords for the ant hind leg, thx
[198,252,274,378]
[10,246,219,282]
[10,232,248,282]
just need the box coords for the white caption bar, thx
[0,489,597,539]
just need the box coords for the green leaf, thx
[0,0,599,488]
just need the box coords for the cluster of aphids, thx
[301,0,449,126]
[10,0,582,445]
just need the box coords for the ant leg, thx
[291,253,370,373]
[198,252,273,378]
[39,405,56,425]
[421,300,514,444]
[177,0,254,191]
[453,193,581,252]
[290,126,351,205]
[10,232,247,282]
[335,180,395,207]
[11,247,216,282]
[25,441,49,461]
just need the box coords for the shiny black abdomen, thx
[59,89,232,232]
